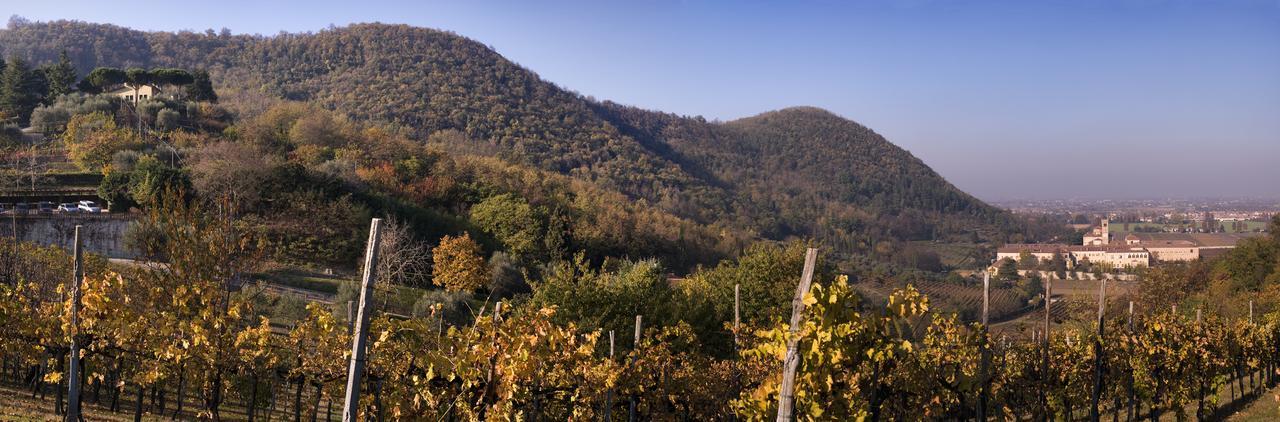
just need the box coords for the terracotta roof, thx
[1066,245,1147,253]
[997,243,1068,254]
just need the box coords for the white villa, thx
[107,84,178,104]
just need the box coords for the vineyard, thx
[2,213,1280,421]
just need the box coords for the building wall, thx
[1147,247,1198,262]
[996,251,1061,263]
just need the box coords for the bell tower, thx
[1101,218,1110,244]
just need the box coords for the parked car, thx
[78,200,102,213]
[57,203,79,213]
[14,203,30,214]
[36,202,54,213]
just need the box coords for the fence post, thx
[1127,301,1136,421]
[341,218,382,422]
[979,271,990,422]
[734,284,741,346]
[65,226,84,422]
[606,330,614,422]
[1090,279,1105,422]
[1041,277,1051,422]
[776,248,818,422]
[629,315,643,422]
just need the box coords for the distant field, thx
[1109,221,1267,234]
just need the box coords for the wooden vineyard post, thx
[629,315,643,422]
[1041,277,1051,422]
[1090,279,1105,422]
[1127,301,1136,422]
[979,270,992,419]
[734,283,741,347]
[734,283,742,422]
[776,248,818,422]
[605,330,615,422]
[65,226,84,422]
[1249,300,1254,324]
[341,218,382,422]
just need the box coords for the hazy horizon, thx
[8,0,1278,202]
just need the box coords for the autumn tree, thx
[431,233,489,292]
[62,111,138,171]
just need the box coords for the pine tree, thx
[0,55,40,126]
[43,50,78,102]
[186,69,218,102]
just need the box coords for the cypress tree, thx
[0,55,40,126]
[185,69,217,103]
[44,50,78,102]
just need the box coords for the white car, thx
[77,200,102,213]
[57,203,80,213]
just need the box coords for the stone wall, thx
[5,214,135,258]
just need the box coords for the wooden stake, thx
[1127,300,1136,422]
[629,315,643,422]
[1249,301,1254,324]
[776,248,818,422]
[606,330,614,422]
[734,283,741,345]
[341,218,382,422]
[1090,279,1106,422]
[1041,277,1051,421]
[979,271,990,421]
[65,226,84,422]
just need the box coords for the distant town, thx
[992,197,1276,278]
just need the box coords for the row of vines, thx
[1,211,1278,420]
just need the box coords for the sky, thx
[6,0,1279,201]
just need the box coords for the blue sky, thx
[7,0,1279,200]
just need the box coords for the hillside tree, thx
[431,232,489,292]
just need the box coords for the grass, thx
[1226,384,1280,421]
[0,385,162,421]
[255,268,346,295]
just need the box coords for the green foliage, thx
[41,50,76,101]
[0,55,41,125]
[83,67,125,89]
[150,68,194,86]
[96,170,135,211]
[62,111,138,171]
[530,255,678,351]
[29,93,117,133]
[682,241,833,329]
[185,69,217,102]
[996,257,1019,282]
[469,193,544,260]
[127,154,191,206]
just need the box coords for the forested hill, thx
[0,18,1024,261]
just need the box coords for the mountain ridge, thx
[0,18,1023,262]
